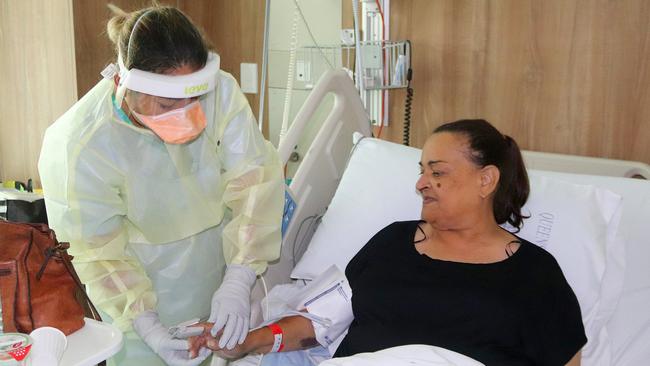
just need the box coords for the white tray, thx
[59,318,123,366]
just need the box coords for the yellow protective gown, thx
[38,71,284,365]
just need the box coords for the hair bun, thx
[106,4,129,46]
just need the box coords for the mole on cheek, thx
[437,183,441,188]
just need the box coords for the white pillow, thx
[504,172,624,365]
[291,137,624,365]
[517,170,650,365]
[291,137,422,279]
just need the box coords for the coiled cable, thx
[403,67,413,146]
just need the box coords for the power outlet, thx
[296,60,311,82]
[341,29,355,45]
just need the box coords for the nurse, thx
[38,4,284,365]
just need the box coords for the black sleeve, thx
[345,222,400,287]
[527,257,588,365]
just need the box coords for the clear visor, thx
[125,90,203,117]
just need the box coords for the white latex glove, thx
[133,310,210,366]
[208,264,256,350]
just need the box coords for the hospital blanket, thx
[319,344,484,366]
[231,276,483,366]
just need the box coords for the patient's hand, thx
[187,323,216,359]
[187,322,250,360]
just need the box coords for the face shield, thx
[114,52,220,144]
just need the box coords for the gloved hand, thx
[208,264,257,350]
[133,310,210,366]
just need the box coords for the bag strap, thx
[38,225,102,322]
[59,252,102,322]
[28,224,102,321]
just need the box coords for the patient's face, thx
[416,132,484,229]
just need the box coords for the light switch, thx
[240,63,258,94]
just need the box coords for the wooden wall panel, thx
[73,0,179,98]
[386,0,650,163]
[72,0,267,132]
[184,0,267,134]
[0,0,78,185]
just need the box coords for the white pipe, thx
[351,0,364,98]
[279,4,301,147]
[382,0,389,126]
[258,0,271,132]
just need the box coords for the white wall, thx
[268,0,342,177]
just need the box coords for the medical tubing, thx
[403,68,413,146]
[260,275,270,321]
[258,0,271,132]
[258,274,269,365]
[279,5,301,147]
[292,214,322,267]
[290,136,370,264]
[292,0,335,70]
[302,215,322,260]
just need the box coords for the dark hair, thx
[433,119,529,231]
[106,4,209,73]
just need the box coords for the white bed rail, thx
[277,70,371,163]
[255,70,371,307]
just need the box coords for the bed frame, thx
[241,69,650,366]
[262,69,650,289]
[252,68,650,333]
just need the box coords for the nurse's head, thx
[106,4,211,138]
[107,4,208,73]
[416,119,529,232]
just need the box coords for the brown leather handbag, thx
[0,220,101,335]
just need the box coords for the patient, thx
[190,119,587,365]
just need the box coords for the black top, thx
[334,221,587,366]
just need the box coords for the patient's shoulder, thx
[518,238,562,267]
[382,220,421,234]
[515,239,571,286]
[366,220,420,246]
[354,221,418,256]
[361,220,421,254]
[346,220,420,280]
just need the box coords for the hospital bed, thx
[252,69,650,365]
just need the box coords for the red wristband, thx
[267,323,284,352]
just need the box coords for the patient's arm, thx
[189,315,317,359]
[566,351,581,366]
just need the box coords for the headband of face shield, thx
[112,9,219,103]
[114,51,220,107]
